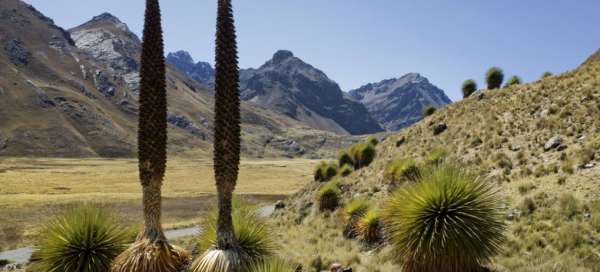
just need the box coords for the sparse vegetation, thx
[486,67,504,89]
[541,71,553,79]
[32,206,135,272]
[425,148,448,166]
[384,165,505,272]
[462,79,477,98]
[249,258,298,272]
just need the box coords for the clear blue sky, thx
[26,0,600,101]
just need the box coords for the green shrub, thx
[486,67,504,89]
[33,205,134,272]
[462,79,477,98]
[384,165,505,272]
[339,164,353,177]
[249,258,298,272]
[318,180,342,211]
[425,148,448,166]
[423,106,437,117]
[343,197,369,238]
[350,142,376,169]
[196,200,275,267]
[384,158,421,184]
[505,75,522,87]
[337,150,354,168]
[356,210,383,244]
[541,71,553,79]
[314,161,338,182]
[366,136,379,146]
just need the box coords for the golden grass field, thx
[0,157,317,250]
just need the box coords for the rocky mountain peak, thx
[166,51,215,86]
[90,13,120,23]
[349,73,452,131]
[272,50,295,64]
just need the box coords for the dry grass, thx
[0,157,316,251]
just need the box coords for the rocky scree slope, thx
[270,49,600,271]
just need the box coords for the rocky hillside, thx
[0,0,358,158]
[239,50,384,135]
[271,49,600,270]
[349,73,452,130]
[166,50,214,87]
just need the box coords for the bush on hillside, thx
[384,158,421,184]
[343,197,369,238]
[486,67,504,89]
[366,136,380,146]
[425,148,448,166]
[505,75,522,87]
[314,161,338,182]
[350,142,377,169]
[32,205,135,272]
[337,150,354,168]
[423,106,437,117]
[541,71,553,79]
[384,165,505,272]
[318,180,342,211]
[462,79,477,98]
[339,164,353,177]
[356,210,383,245]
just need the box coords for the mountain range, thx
[0,0,451,158]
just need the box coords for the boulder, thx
[433,123,447,135]
[544,136,563,151]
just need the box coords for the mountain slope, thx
[271,50,600,270]
[239,50,384,135]
[0,1,358,158]
[349,73,452,130]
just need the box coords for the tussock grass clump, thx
[314,161,338,182]
[343,197,369,237]
[505,75,522,87]
[423,106,437,117]
[194,201,275,269]
[425,148,448,166]
[319,180,342,211]
[384,165,505,272]
[384,158,421,184]
[249,258,298,272]
[366,136,380,146]
[337,150,354,168]
[356,210,383,245]
[541,71,553,79]
[349,142,377,169]
[486,67,504,89]
[33,205,135,272]
[339,164,353,177]
[462,79,477,98]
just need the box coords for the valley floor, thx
[0,157,316,251]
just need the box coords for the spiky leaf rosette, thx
[194,201,275,268]
[33,206,134,272]
[462,79,477,98]
[137,0,167,188]
[343,197,369,238]
[485,67,504,90]
[356,209,383,245]
[384,165,505,272]
[111,239,190,272]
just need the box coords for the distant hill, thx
[349,73,451,130]
[0,0,358,158]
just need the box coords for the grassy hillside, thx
[270,50,600,271]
